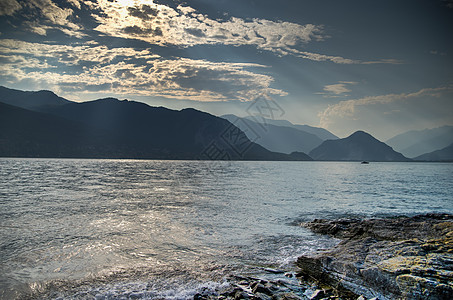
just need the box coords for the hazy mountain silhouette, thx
[386,126,453,158]
[0,86,71,109]
[414,143,453,161]
[0,89,311,160]
[243,116,338,140]
[309,131,410,161]
[0,101,107,157]
[221,114,323,154]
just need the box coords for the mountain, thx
[386,126,453,158]
[309,131,410,161]
[0,93,311,160]
[221,114,323,154]
[414,143,453,161]
[0,101,106,157]
[0,86,71,109]
[243,116,338,140]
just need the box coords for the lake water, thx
[0,159,452,299]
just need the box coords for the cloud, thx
[318,86,453,137]
[430,50,447,56]
[91,0,325,52]
[0,0,22,16]
[324,84,351,95]
[317,81,358,97]
[90,0,349,62]
[66,0,81,10]
[0,39,159,64]
[0,39,286,101]
[86,0,401,65]
[1,1,400,64]
[2,0,85,37]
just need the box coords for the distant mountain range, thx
[386,126,453,158]
[0,86,311,160]
[309,131,410,161]
[221,114,325,154]
[1,86,450,162]
[242,115,338,140]
[414,143,453,162]
[0,86,71,109]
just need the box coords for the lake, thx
[0,159,452,299]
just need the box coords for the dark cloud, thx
[123,25,162,36]
[185,28,205,38]
[127,5,158,21]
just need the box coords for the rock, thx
[234,290,251,299]
[264,268,285,274]
[298,214,453,300]
[252,283,272,295]
[309,289,326,300]
[254,292,272,300]
[284,272,294,278]
[274,292,302,300]
[193,293,203,300]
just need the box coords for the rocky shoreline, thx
[297,213,453,300]
[195,213,453,300]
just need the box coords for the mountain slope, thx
[386,126,453,158]
[0,101,107,157]
[309,131,410,161]
[1,96,311,160]
[414,143,453,161]
[243,116,338,140]
[222,114,323,154]
[0,86,71,109]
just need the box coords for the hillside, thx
[222,114,323,154]
[0,86,71,109]
[386,126,453,158]
[243,115,338,140]
[414,143,453,161]
[309,131,410,161]
[0,91,311,160]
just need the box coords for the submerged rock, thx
[297,214,453,300]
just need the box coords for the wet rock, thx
[252,283,272,295]
[253,292,272,300]
[264,268,285,274]
[308,289,326,300]
[194,293,204,300]
[298,214,453,300]
[234,290,251,299]
[273,292,302,300]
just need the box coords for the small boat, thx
[361,161,369,164]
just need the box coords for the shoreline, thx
[192,214,453,300]
[6,214,453,299]
[297,213,453,300]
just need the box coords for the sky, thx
[0,0,452,140]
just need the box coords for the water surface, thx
[0,159,452,298]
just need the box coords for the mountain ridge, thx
[414,143,453,161]
[309,130,410,161]
[0,86,71,109]
[242,115,338,140]
[386,126,453,158]
[221,114,323,154]
[0,88,312,161]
